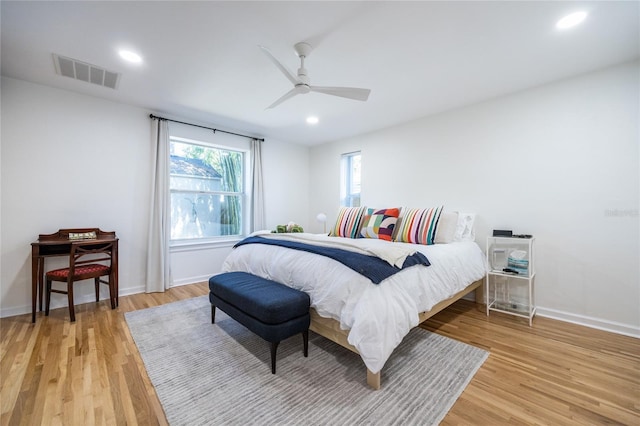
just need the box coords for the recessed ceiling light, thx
[556,11,587,30]
[306,116,319,125]
[119,50,142,63]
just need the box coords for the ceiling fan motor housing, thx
[297,66,310,84]
[295,84,310,94]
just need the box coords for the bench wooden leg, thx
[211,305,216,324]
[270,341,279,374]
[302,330,309,357]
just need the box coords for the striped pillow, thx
[394,206,444,245]
[360,208,400,241]
[329,206,367,238]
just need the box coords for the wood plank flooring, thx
[1,283,638,425]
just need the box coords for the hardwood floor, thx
[424,303,640,425]
[1,283,638,425]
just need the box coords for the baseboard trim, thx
[0,285,146,319]
[171,274,212,287]
[536,307,640,339]
[467,292,638,338]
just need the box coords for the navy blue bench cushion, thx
[209,293,310,343]
[209,272,310,325]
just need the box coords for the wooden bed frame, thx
[308,279,484,390]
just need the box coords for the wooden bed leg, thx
[367,369,381,390]
[475,285,485,306]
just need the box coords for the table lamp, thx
[316,213,327,234]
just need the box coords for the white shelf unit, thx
[485,236,536,326]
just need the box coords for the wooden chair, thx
[45,240,116,322]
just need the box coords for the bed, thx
[221,209,487,389]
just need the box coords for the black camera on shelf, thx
[493,230,532,238]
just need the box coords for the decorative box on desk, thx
[485,236,536,326]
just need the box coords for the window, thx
[170,138,246,241]
[340,151,361,207]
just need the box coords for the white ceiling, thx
[2,1,638,145]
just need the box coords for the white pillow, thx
[435,211,459,244]
[454,212,476,242]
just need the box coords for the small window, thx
[170,139,246,241]
[340,152,361,207]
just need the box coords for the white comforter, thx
[222,233,487,374]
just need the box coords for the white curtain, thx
[251,138,266,231]
[146,118,171,292]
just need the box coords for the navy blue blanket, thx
[234,236,430,284]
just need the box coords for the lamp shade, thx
[316,213,327,233]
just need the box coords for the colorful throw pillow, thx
[329,206,368,238]
[394,206,444,245]
[360,208,401,241]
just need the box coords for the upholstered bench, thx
[209,271,310,374]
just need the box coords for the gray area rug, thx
[125,296,488,426]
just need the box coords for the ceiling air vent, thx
[53,54,120,90]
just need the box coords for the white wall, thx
[309,61,640,336]
[1,76,309,317]
[1,77,152,316]
[262,138,311,228]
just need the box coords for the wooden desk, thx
[31,228,118,323]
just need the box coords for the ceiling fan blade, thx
[258,45,299,86]
[309,86,371,101]
[266,87,299,109]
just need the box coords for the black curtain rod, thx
[149,114,264,142]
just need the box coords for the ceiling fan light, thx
[556,11,587,29]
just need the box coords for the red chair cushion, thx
[46,264,110,279]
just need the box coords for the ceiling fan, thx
[259,42,371,109]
